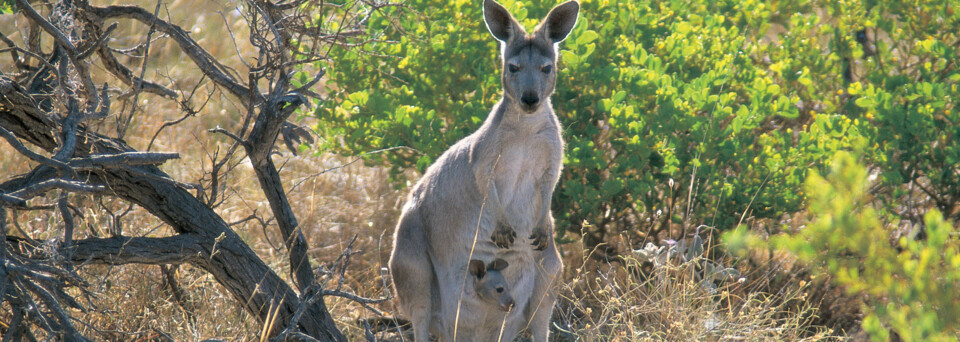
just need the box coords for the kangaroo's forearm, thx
[535,166,560,229]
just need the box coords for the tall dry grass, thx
[0,1,845,340]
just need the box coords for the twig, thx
[0,46,58,74]
[88,4,254,102]
[271,235,386,342]
[0,190,28,207]
[10,179,105,200]
[58,192,74,251]
[0,31,30,70]
[289,146,418,193]
[76,23,118,60]
[737,174,770,228]
[320,289,387,315]
[292,69,326,95]
[146,75,210,151]
[118,0,163,139]
[208,127,251,149]
[96,42,178,99]
[15,0,101,114]
[17,277,89,341]
[0,126,78,179]
[219,10,253,70]
[14,0,78,53]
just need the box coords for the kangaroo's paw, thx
[529,228,549,251]
[492,223,516,248]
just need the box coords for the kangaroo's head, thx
[469,258,515,312]
[484,0,580,114]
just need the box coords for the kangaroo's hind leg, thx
[389,212,434,342]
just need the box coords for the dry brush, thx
[0,0,399,340]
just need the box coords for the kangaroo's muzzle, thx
[520,93,540,112]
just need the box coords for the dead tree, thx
[0,0,399,340]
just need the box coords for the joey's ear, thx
[469,259,487,278]
[484,0,524,42]
[537,1,580,43]
[488,258,509,271]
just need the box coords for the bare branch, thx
[120,166,201,191]
[67,152,180,170]
[14,0,78,53]
[146,77,211,151]
[117,0,163,139]
[0,0,398,338]
[9,179,105,200]
[0,192,27,207]
[0,126,77,178]
[67,235,204,265]
[320,289,388,315]
[0,31,30,71]
[87,4,253,101]
[208,127,250,149]
[58,192,74,250]
[76,22,117,60]
[95,45,177,99]
[15,0,101,115]
[16,278,89,341]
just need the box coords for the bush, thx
[726,152,960,340]
[311,0,958,248]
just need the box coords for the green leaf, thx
[777,108,799,119]
[561,50,580,66]
[0,0,14,14]
[612,90,626,103]
[854,97,876,108]
[576,30,599,45]
[767,84,781,96]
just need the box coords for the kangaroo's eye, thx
[508,64,520,73]
[541,65,553,74]
[496,287,504,293]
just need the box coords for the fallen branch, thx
[67,152,180,170]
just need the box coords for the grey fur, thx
[469,258,516,312]
[389,1,578,341]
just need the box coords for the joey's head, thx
[483,0,580,114]
[469,258,515,312]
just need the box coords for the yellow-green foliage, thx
[313,0,959,247]
[727,152,960,341]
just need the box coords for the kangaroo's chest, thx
[494,144,545,202]
[492,126,562,219]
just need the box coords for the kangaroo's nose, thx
[500,297,515,312]
[520,93,539,107]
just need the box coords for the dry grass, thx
[0,1,845,340]
[543,236,839,342]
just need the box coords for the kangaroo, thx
[389,1,578,341]
[469,258,515,312]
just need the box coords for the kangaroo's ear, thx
[538,1,580,43]
[469,259,487,278]
[484,0,524,42]
[488,258,509,271]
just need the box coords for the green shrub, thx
[794,0,960,223]
[314,0,810,242]
[726,152,960,340]
[310,0,958,247]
